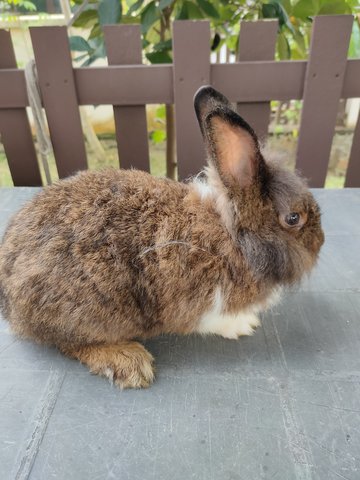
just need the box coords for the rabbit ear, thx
[194,86,264,189]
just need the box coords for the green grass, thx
[0,141,345,188]
[324,174,345,189]
[87,140,166,177]
[0,151,13,187]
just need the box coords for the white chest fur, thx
[196,287,282,339]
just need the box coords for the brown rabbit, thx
[0,87,324,389]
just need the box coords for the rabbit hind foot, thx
[62,341,155,389]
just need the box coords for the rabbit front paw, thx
[220,313,261,338]
[197,309,261,339]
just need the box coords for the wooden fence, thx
[0,15,359,187]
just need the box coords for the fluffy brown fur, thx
[0,87,324,388]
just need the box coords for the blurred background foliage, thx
[65,0,360,158]
[66,0,360,65]
[3,1,359,63]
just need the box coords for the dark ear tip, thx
[193,86,232,127]
[193,85,217,106]
[193,85,230,110]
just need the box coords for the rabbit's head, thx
[194,86,324,286]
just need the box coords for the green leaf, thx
[176,1,189,19]
[217,3,238,22]
[153,39,172,51]
[81,56,96,67]
[262,1,294,32]
[174,0,204,20]
[21,0,36,11]
[276,1,295,32]
[197,0,219,18]
[146,50,172,63]
[69,35,92,52]
[88,37,106,56]
[98,0,122,25]
[72,9,98,28]
[74,53,90,63]
[226,34,239,53]
[277,32,291,59]
[142,38,150,49]
[141,1,160,34]
[186,2,204,19]
[155,104,166,119]
[292,28,306,57]
[278,0,292,14]
[242,12,256,21]
[159,0,173,10]
[127,0,144,16]
[151,130,166,143]
[262,3,278,18]
[291,47,305,59]
[318,0,352,14]
[348,22,360,58]
[80,41,106,66]
[88,23,102,39]
[293,0,319,19]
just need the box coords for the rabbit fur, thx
[0,87,324,388]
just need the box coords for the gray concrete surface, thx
[0,187,359,480]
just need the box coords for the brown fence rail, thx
[0,15,359,187]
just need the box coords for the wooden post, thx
[295,15,353,187]
[30,27,88,179]
[173,21,211,180]
[236,20,278,141]
[104,25,150,172]
[0,30,42,186]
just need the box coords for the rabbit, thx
[0,86,324,389]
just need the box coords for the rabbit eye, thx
[279,210,307,230]
[285,212,300,226]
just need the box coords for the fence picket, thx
[0,30,42,186]
[104,25,150,172]
[236,20,278,141]
[30,26,87,179]
[295,15,353,187]
[173,21,211,180]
